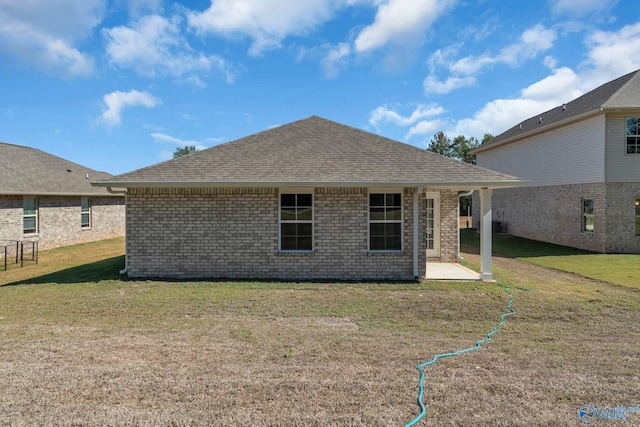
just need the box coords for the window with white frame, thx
[626,118,640,154]
[582,198,594,233]
[81,196,91,228]
[23,196,38,234]
[635,199,640,236]
[369,193,402,251]
[280,193,313,251]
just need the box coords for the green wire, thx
[405,283,532,427]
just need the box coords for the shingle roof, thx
[95,116,523,189]
[474,68,640,153]
[0,142,117,196]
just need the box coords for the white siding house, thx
[472,69,640,253]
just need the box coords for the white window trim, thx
[279,191,314,252]
[625,117,640,155]
[368,191,403,252]
[23,196,38,235]
[81,196,91,229]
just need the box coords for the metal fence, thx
[1,240,39,271]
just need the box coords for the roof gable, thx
[0,142,115,196]
[97,116,522,189]
[475,69,640,152]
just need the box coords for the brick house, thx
[95,116,523,281]
[472,69,640,253]
[0,142,125,251]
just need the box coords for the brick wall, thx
[0,195,125,250]
[473,183,640,253]
[604,182,640,253]
[439,190,460,262]
[125,187,454,280]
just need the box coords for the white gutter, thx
[413,186,423,278]
[106,187,129,275]
[457,190,474,262]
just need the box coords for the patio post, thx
[479,188,493,281]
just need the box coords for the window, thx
[626,118,640,154]
[81,197,91,228]
[23,197,38,234]
[582,199,594,233]
[635,199,640,236]
[369,193,402,251]
[280,193,313,251]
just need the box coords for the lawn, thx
[461,228,640,289]
[1,237,639,426]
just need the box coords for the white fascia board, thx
[93,179,528,190]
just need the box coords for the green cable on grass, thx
[405,283,532,427]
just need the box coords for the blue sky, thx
[1,0,640,175]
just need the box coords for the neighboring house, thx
[471,69,640,253]
[94,116,524,281]
[0,142,125,250]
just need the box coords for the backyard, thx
[0,235,639,426]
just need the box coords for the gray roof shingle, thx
[0,142,116,196]
[96,116,523,189]
[475,68,640,152]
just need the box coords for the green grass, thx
[461,228,640,289]
[0,237,125,286]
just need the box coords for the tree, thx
[173,145,199,158]
[427,131,453,157]
[451,135,480,165]
[482,133,494,144]
[428,131,484,217]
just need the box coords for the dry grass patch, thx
[1,239,639,425]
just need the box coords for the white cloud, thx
[188,0,339,57]
[101,90,161,127]
[423,24,557,96]
[450,24,557,75]
[104,14,232,84]
[320,43,351,78]
[0,0,104,76]
[450,67,581,138]
[549,0,618,16]
[423,75,476,95]
[406,119,450,141]
[369,103,445,128]
[581,23,640,87]
[354,0,455,53]
[446,22,640,139]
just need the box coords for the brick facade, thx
[125,187,459,280]
[0,195,125,250]
[438,190,460,262]
[472,183,640,253]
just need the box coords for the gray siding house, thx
[0,142,125,250]
[95,116,524,281]
[472,69,640,253]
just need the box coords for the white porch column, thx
[479,188,493,281]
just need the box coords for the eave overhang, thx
[93,179,528,191]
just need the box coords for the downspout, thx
[413,186,424,279]
[457,190,473,262]
[107,187,129,275]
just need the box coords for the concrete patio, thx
[425,263,481,281]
